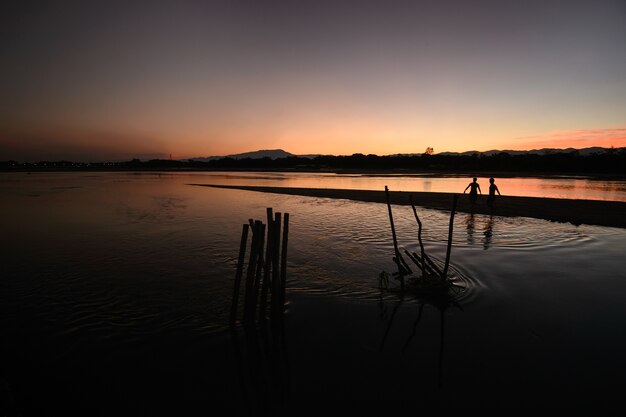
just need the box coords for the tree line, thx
[2,149,626,175]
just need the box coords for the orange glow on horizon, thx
[511,128,626,151]
[2,124,625,162]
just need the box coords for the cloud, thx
[513,128,626,150]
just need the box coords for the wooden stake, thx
[280,213,289,312]
[243,220,262,324]
[271,213,282,319]
[442,195,459,279]
[230,223,249,326]
[251,222,266,322]
[259,208,273,321]
[410,195,426,276]
[385,186,410,276]
[412,251,443,277]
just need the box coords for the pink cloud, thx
[513,128,626,150]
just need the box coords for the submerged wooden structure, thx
[230,207,289,326]
[381,186,462,298]
[228,208,291,415]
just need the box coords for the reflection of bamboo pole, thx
[230,224,249,326]
[229,328,250,406]
[438,308,445,388]
[401,303,425,354]
[442,195,459,279]
[410,195,426,275]
[280,213,289,312]
[379,298,403,352]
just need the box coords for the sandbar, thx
[190,184,626,229]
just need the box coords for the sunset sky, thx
[1,0,625,161]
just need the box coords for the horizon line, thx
[3,144,626,164]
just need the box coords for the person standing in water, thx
[463,177,481,205]
[487,178,501,207]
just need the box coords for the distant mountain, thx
[189,149,294,162]
[436,146,622,156]
[226,149,295,159]
[187,146,622,162]
[188,149,326,162]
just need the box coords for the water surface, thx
[183,170,626,201]
[1,171,626,412]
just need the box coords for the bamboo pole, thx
[405,250,440,278]
[425,254,443,276]
[442,195,459,279]
[404,249,420,268]
[230,223,249,326]
[259,208,273,321]
[251,222,266,322]
[385,186,410,276]
[385,186,401,266]
[410,195,426,276]
[423,253,443,276]
[271,213,282,319]
[243,220,262,324]
[398,252,413,276]
[280,213,289,312]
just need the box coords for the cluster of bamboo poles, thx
[230,208,289,326]
[384,186,459,286]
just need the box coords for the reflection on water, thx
[2,172,626,411]
[379,296,451,388]
[467,213,496,250]
[3,170,626,202]
[180,171,626,202]
[466,213,475,245]
[483,215,494,250]
[230,321,289,416]
[0,171,622,335]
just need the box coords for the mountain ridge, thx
[189,149,298,162]
[189,146,623,161]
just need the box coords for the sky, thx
[1,0,625,161]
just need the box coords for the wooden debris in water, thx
[442,194,459,279]
[385,186,411,288]
[230,223,249,326]
[382,186,460,297]
[230,208,290,327]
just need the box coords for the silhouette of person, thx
[463,177,481,205]
[487,178,501,207]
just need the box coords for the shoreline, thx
[2,167,625,180]
[191,184,626,229]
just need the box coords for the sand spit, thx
[190,184,626,229]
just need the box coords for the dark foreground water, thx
[1,172,626,414]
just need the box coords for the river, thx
[1,171,625,413]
